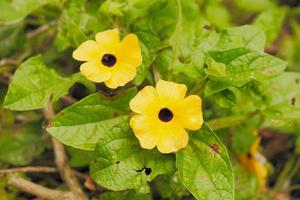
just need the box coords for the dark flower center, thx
[158,108,173,122]
[101,53,117,67]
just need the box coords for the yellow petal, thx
[157,124,189,154]
[253,162,267,181]
[80,61,111,83]
[156,80,187,101]
[130,115,157,149]
[129,86,159,115]
[117,33,142,67]
[175,95,203,130]
[104,64,136,89]
[250,137,261,154]
[73,40,101,61]
[95,29,120,52]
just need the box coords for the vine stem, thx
[0,166,88,180]
[173,0,182,58]
[166,0,182,81]
[43,101,87,200]
[274,153,300,192]
[0,166,56,174]
[7,174,74,200]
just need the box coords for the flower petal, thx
[73,40,101,61]
[129,86,159,115]
[250,137,260,154]
[95,29,120,52]
[156,80,187,101]
[175,95,203,130]
[117,33,142,67]
[253,162,267,183]
[104,64,136,89]
[157,124,189,154]
[80,61,111,83]
[130,115,157,149]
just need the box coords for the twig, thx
[44,102,87,200]
[0,166,88,180]
[61,95,77,105]
[26,21,57,38]
[7,174,74,200]
[0,166,56,175]
[0,59,19,66]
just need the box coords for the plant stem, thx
[0,166,56,174]
[0,166,88,180]
[173,0,182,58]
[274,153,300,192]
[44,101,87,200]
[7,174,74,200]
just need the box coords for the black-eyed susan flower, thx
[240,132,268,188]
[73,29,142,89]
[129,80,203,154]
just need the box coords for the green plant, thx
[1,0,300,199]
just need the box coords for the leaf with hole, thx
[90,119,176,192]
[176,123,234,200]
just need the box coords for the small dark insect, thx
[115,161,120,164]
[135,167,152,175]
[145,168,152,176]
[210,144,219,153]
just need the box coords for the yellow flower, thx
[239,132,268,188]
[129,80,203,154]
[73,29,142,89]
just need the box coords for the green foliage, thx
[3,55,80,111]
[0,22,25,58]
[90,119,176,192]
[206,47,286,87]
[176,123,234,200]
[0,123,44,165]
[47,88,137,150]
[0,0,52,24]
[99,190,151,200]
[262,72,300,121]
[234,165,259,200]
[67,148,94,168]
[1,0,300,199]
[254,7,287,45]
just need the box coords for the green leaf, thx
[90,119,176,192]
[205,47,287,88]
[254,7,287,45]
[231,125,257,154]
[99,190,151,200]
[0,123,45,165]
[0,0,52,24]
[233,0,275,12]
[47,88,137,150]
[4,55,77,111]
[0,22,25,58]
[176,123,234,200]
[204,0,231,29]
[207,114,251,131]
[154,174,188,199]
[67,148,94,168]
[263,72,300,120]
[54,0,88,51]
[210,25,266,52]
[234,165,259,200]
